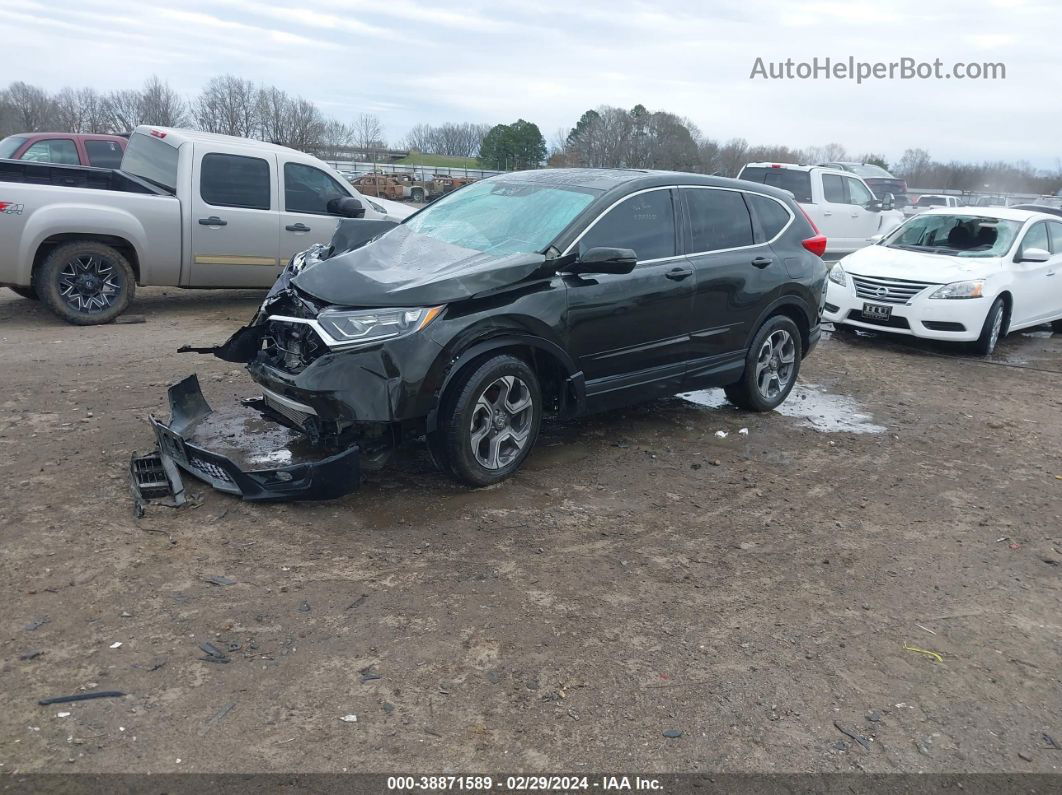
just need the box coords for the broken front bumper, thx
[141,375,361,501]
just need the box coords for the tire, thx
[972,297,1005,356]
[1051,319,1062,333]
[33,240,135,325]
[724,315,803,412]
[431,354,542,487]
[8,285,39,300]
[411,188,425,202]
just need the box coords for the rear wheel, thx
[972,298,1005,356]
[724,315,802,412]
[8,286,39,300]
[431,354,542,487]
[1051,319,1062,333]
[411,188,425,202]
[33,240,135,325]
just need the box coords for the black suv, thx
[158,169,827,499]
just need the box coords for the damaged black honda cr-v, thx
[143,168,828,500]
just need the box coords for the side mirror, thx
[328,197,365,218]
[567,247,638,275]
[866,199,883,212]
[881,192,895,211]
[869,233,884,244]
[1020,247,1050,263]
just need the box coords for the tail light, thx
[797,204,828,257]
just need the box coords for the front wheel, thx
[725,315,802,411]
[33,240,135,325]
[431,354,542,487]
[972,297,1006,356]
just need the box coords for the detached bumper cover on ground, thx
[137,374,360,501]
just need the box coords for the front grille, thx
[847,310,911,329]
[851,274,937,305]
[188,455,234,484]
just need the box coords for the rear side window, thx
[746,194,792,240]
[21,138,80,165]
[579,189,676,261]
[201,153,270,210]
[822,174,846,203]
[85,140,123,169]
[684,188,754,251]
[738,167,812,203]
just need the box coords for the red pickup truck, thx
[0,132,127,168]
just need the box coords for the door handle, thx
[198,216,227,226]
[751,256,773,268]
[285,223,311,232]
[665,265,693,281]
[1048,271,1056,277]
[822,211,833,216]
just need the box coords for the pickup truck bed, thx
[0,159,163,194]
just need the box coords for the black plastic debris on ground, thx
[204,575,237,587]
[39,691,126,706]
[199,641,230,664]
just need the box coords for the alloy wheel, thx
[755,329,796,400]
[469,375,535,470]
[58,255,123,314]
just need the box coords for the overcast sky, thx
[8,0,1059,167]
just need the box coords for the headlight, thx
[929,280,984,299]
[828,263,847,287]
[316,306,444,348]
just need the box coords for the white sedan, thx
[823,207,1062,354]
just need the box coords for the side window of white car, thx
[1047,221,1062,254]
[846,178,874,207]
[822,175,845,203]
[1020,222,1049,257]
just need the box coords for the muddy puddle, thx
[678,382,886,434]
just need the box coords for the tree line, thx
[2,78,1058,194]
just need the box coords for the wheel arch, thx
[425,334,585,433]
[749,295,815,357]
[33,233,142,282]
[995,290,1013,334]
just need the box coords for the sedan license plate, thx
[862,302,892,321]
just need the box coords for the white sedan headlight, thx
[929,280,984,299]
[316,306,443,348]
[828,263,847,287]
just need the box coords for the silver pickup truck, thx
[0,126,412,324]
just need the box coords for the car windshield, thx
[883,214,1021,258]
[0,136,27,159]
[403,178,598,255]
[915,196,948,207]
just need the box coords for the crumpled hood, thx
[291,223,547,307]
[840,243,1001,283]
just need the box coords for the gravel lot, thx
[1,287,1060,774]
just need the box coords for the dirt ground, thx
[1,287,1060,775]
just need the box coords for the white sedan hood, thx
[840,243,999,283]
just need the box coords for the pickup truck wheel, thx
[34,241,135,325]
[724,315,802,412]
[8,286,39,300]
[411,188,425,202]
[434,354,542,487]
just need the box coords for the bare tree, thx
[193,75,259,137]
[351,112,385,168]
[139,76,187,127]
[104,89,144,132]
[6,81,57,131]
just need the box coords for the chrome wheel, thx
[469,375,535,470]
[755,329,796,400]
[58,255,123,314]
